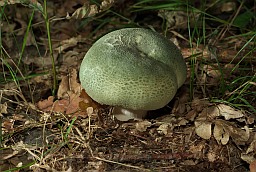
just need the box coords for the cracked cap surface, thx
[79,28,187,110]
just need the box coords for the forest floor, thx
[1,1,256,172]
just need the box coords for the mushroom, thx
[79,28,187,121]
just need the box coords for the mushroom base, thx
[112,107,147,121]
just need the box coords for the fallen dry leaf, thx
[250,160,256,172]
[195,120,212,140]
[66,3,99,19]
[23,52,58,67]
[100,0,115,10]
[200,64,222,85]
[54,36,84,53]
[246,134,256,154]
[79,89,103,110]
[191,98,210,112]
[37,96,55,111]
[61,50,80,66]
[37,92,87,117]
[172,88,189,114]
[207,150,218,162]
[135,120,152,132]
[227,124,249,145]
[70,69,81,94]
[189,143,205,158]
[57,68,81,99]
[185,109,197,121]
[214,119,250,145]
[64,91,84,115]
[213,121,230,145]
[158,10,200,29]
[57,75,69,99]
[157,123,170,135]
[194,103,250,145]
[241,153,255,165]
[0,0,42,9]
[217,104,244,120]
[2,119,14,133]
[0,102,8,116]
[66,0,115,20]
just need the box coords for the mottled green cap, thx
[79,28,187,110]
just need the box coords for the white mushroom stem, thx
[112,107,147,121]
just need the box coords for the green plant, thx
[42,0,57,96]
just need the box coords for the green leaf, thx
[233,11,255,29]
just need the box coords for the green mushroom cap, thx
[79,28,187,111]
